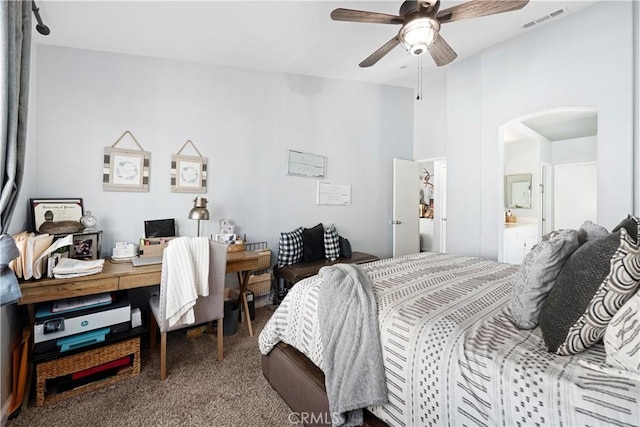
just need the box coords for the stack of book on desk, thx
[52,258,105,278]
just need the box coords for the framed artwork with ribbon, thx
[103,130,150,192]
[171,140,207,193]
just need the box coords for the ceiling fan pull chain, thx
[416,55,423,100]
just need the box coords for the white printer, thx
[33,292,131,354]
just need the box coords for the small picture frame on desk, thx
[53,230,103,260]
[30,198,83,232]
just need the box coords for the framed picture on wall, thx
[286,150,326,178]
[103,130,150,192]
[171,154,207,193]
[30,198,83,232]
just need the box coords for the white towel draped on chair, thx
[162,236,210,327]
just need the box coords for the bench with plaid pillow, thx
[274,223,378,289]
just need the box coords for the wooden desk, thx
[18,250,260,337]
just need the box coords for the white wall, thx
[552,136,597,165]
[30,46,413,261]
[414,78,447,160]
[635,1,639,214]
[415,1,637,259]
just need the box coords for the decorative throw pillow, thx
[612,214,640,243]
[539,228,640,355]
[510,229,580,329]
[324,224,340,261]
[604,291,640,371]
[277,227,303,267]
[339,236,352,259]
[302,223,325,263]
[579,220,609,242]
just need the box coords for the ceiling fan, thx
[331,0,529,67]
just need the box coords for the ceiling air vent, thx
[522,8,566,29]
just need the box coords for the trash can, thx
[223,301,239,336]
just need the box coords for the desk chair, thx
[149,239,227,380]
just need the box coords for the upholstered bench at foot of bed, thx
[273,252,379,287]
[261,342,387,427]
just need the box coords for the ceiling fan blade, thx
[427,34,457,67]
[438,0,529,23]
[359,37,401,68]
[331,8,404,25]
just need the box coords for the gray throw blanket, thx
[317,264,388,427]
[0,234,21,306]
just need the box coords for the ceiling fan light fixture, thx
[399,17,440,56]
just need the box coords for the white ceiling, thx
[33,0,600,88]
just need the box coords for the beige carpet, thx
[8,307,293,427]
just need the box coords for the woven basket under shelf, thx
[247,273,272,296]
[36,337,140,406]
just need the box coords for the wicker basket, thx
[227,241,246,252]
[247,273,272,296]
[255,249,271,271]
[36,337,141,406]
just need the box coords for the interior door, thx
[540,162,553,235]
[393,159,419,257]
[554,162,597,230]
[434,159,447,253]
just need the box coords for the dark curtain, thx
[1,1,31,234]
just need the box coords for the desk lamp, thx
[188,197,210,237]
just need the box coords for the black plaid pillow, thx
[324,224,340,261]
[277,227,303,267]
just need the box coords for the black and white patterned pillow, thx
[324,224,340,261]
[539,228,640,355]
[277,227,303,267]
[604,291,640,371]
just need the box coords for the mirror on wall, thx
[505,174,532,209]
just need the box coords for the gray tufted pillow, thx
[510,229,580,329]
[579,220,609,242]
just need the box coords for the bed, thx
[259,251,640,427]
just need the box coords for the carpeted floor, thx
[7,307,293,427]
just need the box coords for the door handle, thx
[390,220,403,225]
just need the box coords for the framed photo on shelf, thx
[171,154,207,193]
[30,198,83,232]
[103,147,150,192]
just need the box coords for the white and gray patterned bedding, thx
[259,251,640,427]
